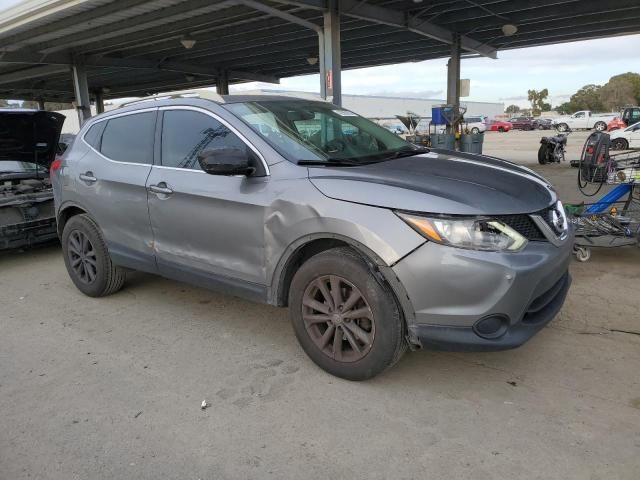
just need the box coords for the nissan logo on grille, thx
[549,201,568,236]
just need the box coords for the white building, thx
[234,89,503,131]
[56,89,504,133]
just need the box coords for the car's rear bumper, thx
[0,217,58,250]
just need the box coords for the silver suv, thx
[52,95,573,380]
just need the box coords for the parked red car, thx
[608,117,627,132]
[489,120,513,132]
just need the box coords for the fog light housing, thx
[473,315,509,339]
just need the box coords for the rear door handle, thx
[79,172,97,183]
[149,182,174,195]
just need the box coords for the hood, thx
[308,150,557,215]
[0,110,65,168]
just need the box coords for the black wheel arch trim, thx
[56,200,93,237]
[269,233,416,329]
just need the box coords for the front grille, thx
[494,214,546,241]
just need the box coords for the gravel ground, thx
[1,129,639,480]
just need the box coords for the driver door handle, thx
[149,182,174,195]
[79,172,97,183]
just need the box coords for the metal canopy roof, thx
[0,0,639,101]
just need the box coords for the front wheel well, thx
[275,238,350,307]
[57,205,88,237]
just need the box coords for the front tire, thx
[471,127,480,134]
[289,247,406,381]
[61,214,126,297]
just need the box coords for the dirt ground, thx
[1,130,639,480]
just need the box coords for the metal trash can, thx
[429,133,456,150]
[459,133,484,154]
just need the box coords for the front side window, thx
[574,112,585,118]
[160,110,246,170]
[224,100,417,164]
[100,112,156,164]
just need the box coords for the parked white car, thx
[609,121,640,150]
[464,115,487,134]
[552,110,617,132]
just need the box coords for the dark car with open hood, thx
[0,109,65,250]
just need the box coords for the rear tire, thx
[498,127,505,133]
[611,138,628,150]
[61,214,126,297]
[289,247,406,381]
[594,121,607,132]
[557,123,568,132]
[471,127,480,134]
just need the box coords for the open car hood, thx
[308,150,557,216]
[0,110,65,168]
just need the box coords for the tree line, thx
[505,72,640,115]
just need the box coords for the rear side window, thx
[83,122,105,150]
[160,110,246,170]
[100,112,156,164]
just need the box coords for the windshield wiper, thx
[392,146,429,159]
[297,159,361,167]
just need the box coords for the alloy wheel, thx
[301,275,375,363]
[67,230,98,284]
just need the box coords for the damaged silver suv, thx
[52,95,573,380]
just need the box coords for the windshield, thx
[224,100,421,164]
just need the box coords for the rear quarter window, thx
[100,111,156,164]
[83,122,106,150]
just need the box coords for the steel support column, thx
[71,63,91,124]
[94,90,104,114]
[446,34,461,134]
[217,70,229,95]
[321,0,341,105]
[446,34,461,108]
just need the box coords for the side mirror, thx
[197,148,256,176]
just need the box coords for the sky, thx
[1,0,639,107]
[232,33,640,108]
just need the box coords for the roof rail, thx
[118,90,225,108]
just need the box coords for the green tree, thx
[567,84,604,112]
[505,104,520,114]
[557,102,573,114]
[599,73,640,111]
[527,88,549,116]
[541,102,552,112]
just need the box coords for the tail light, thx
[50,157,63,174]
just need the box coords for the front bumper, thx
[392,238,573,351]
[0,217,58,250]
